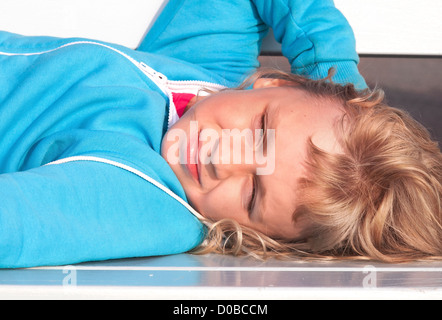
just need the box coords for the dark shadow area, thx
[259,55,442,146]
[359,57,442,145]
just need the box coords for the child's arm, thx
[138,0,366,89]
[252,0,367,90]
[0,160,203,268]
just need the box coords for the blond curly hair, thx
[191,68,442,263]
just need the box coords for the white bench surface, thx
[1,254,441,299]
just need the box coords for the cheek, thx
[195,192,229,221]
[192,95,251,130]
[161,113,190,159]
[194,185,246,223]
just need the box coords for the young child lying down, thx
[0,0,440,268]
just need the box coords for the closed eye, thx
[247,176,258,216]
[248,110,267,216]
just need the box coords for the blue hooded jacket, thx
[0,0,366,268]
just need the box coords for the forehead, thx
[257,87,344,239]
[274,87,344,157]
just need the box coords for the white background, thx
[0,0,440,55]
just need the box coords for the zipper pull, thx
[139,61,168,84]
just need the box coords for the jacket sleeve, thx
[137,0,267,86]
[252,0,367,90]
[139,0,367,89]
[0,160,204,268]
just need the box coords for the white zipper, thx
[166,79,226,93]
[1,40,226,128]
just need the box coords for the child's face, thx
[161,79,344,240]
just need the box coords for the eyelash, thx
[248,112,267,215]
[248,176,257,214]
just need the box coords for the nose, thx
[202,128,258,180]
